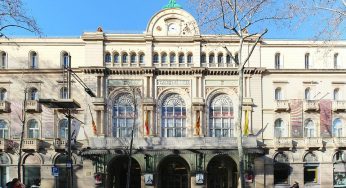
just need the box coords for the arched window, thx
[201,53,206,64]
[153,53,159,63]
[105,52,111,63]
[187,53,193,64]
[334,88,340,101]
[0,88,7,101]
[305,53,310,69]
[28,88,39,100]
[209,94,234,137]
[226,54,231,64]
[304,152,319,184]
[334,53,340,69]
[304,119,315,137]
[30,51,38,69]
[130,53,136,63]
[275,87,282,100]
[234,53,239,66]
[161,93,186,137]
[305,87,311,100]
[112,93,137,137]
[0,52,7,69]
[0,120,8,139]
[58,119,68,139]
[161,53,167,64]
[61,52,69,68]
[23,154,41,187]
[274,152,290,185]
[60,87,68,99]
[274,119,286,137]
[139,53,145,64]
[178,54,185,64]
[27,119,39,138]
[209,53,215,64]
[114,53,119,63]
[333,151,346,187]
[122,53,128,63]
[333,118,343,137]
[217,53,223,64]
[170,53,176,64]
[275,53,281,69]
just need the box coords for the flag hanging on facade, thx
[244,110,249,136]
[145,111,150,136]
[88,104,97,135]
[196,111,201,136]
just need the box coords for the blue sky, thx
[11,0,343,39]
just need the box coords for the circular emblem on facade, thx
[156,26,162,31]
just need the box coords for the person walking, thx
[290,181,299,188]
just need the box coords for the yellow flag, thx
[244,110,249,136]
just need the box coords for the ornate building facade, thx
[0,3,344,188]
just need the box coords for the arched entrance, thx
[107,156,141,188]
[54,154,68,188]
[158,155,190,188]
[207,155,238,188]
[23,153,41,187]
[0,153,10,187]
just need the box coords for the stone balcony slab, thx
[22,138,41,151]
[274,137,292,149]
[303,100,319,111]
[53,138,67,150]
[275,100,290,112]
[25,100,41,112]
[0,101,10,113]
[333,101,346,111]
[0,139,8,151]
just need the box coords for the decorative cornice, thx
[265,69,346,74]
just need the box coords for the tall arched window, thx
[217,53,223,64]
[60,87,68,99]
[304,152,319,184]
[112,93,137,137]
[305,87,311,100]
[209,94,234,137]
[122,53,128,63]
[209,53,215,64]
[305,53,310,69]
[275,87,282,100]
[170,53,176,64]
[274,152,290,185]
[114,53,119,63]
[226,54,231,64]
[161,53,167,64]
[0,52,7,69]
[304,119,315,137]
[153,53,159,63]
[28,88,39,100]
[139,53,145,64]
[105,52,111,63]
[334,88,340,101]
[274,119,286,137]
[275,53,281,69]
[61,52,69,68]
[130,53,136,63]
[178,54,184,64]
[30,51,38,69]
[27,119,39,138]
[187,53,193,64]
[0,120,8,139]
[0,88,6,101]
[58,119,68,139]
[201,53,206,64]
[161,93,186,137]
[334,53,340,69]
[333,118,343,137]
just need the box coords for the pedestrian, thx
[290,181,299,188]
[12,178,24,188]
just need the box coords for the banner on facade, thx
[71,119,81,145]
[290,100,303,137]
[320,99,332,137]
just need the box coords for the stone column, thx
[320,162,333,187]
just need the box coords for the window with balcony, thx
[114,53,119,64]
[161,93,186,137]
[29,51,38,69]
[60,87,68,99]
[209,53,215,64]
[161,53,167,64]
[139,53,145,64]
[201,53,206,64]
[170,53,176,64]
[130,53,136,64]
[333,118,343,137]
[305,53,310,69]
[275,87,282,100]
[274,119,286,137]
[28,88,39,100]
[105,52,111,63]
[153,53,159,64]
[209,94,234,137]
[0,88,6,101]
[304,152,319,184]
[27,119,39,138]
[122,53,128,63]
[187,53,193,64]
[0,120,8,139]
[178,54,184,64]
[274,152,290,185]
[334,53,340,69]
[304,119,315,137]
[334,88,341,101]
[0,52,7,69]
[61,52,69,68]
[217,53,223,64]
[58,119,68,139]
[112,93,137,137]
[275,53,281,69]
[334,151,346,187]
[305,87,312,100]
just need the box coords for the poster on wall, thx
[196,173,204,184]
[144,174,154,185]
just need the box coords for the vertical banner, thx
[290,100,303,137]
[144,111,150,136]
[71,119,81,145]
[244,110,249,136]
[320,99,332,137]
[42,105,54,138]
[195,111,200,136]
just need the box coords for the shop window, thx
[274,152,290,185]
[334,151,346,186]
[304,152,319,185]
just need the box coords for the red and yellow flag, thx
[144,111,149,136]
[92,119,97,135]
[196,111,200,136]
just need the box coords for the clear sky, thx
[12,0,343,40]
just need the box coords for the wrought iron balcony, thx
[53,138,67,150]
[333,101,346,111]
[0,101,10,113]
[303,100,319,111]
[22,138,41,151]
[274,137,292,149]
[275,100,290,112]
[25,100,41,112]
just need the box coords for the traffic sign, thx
[52,166,59,177]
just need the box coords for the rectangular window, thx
[304,166,318,184]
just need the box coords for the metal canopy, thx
[38,99,81,109]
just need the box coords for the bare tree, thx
[189,0,296,187]
[0,0,41,38]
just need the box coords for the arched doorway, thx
[0,153,10,187]
[207,155,238,188]
[54,154,68,188]
[158,155,190,188]
[107,156,141,188]
[23,153,41,188]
